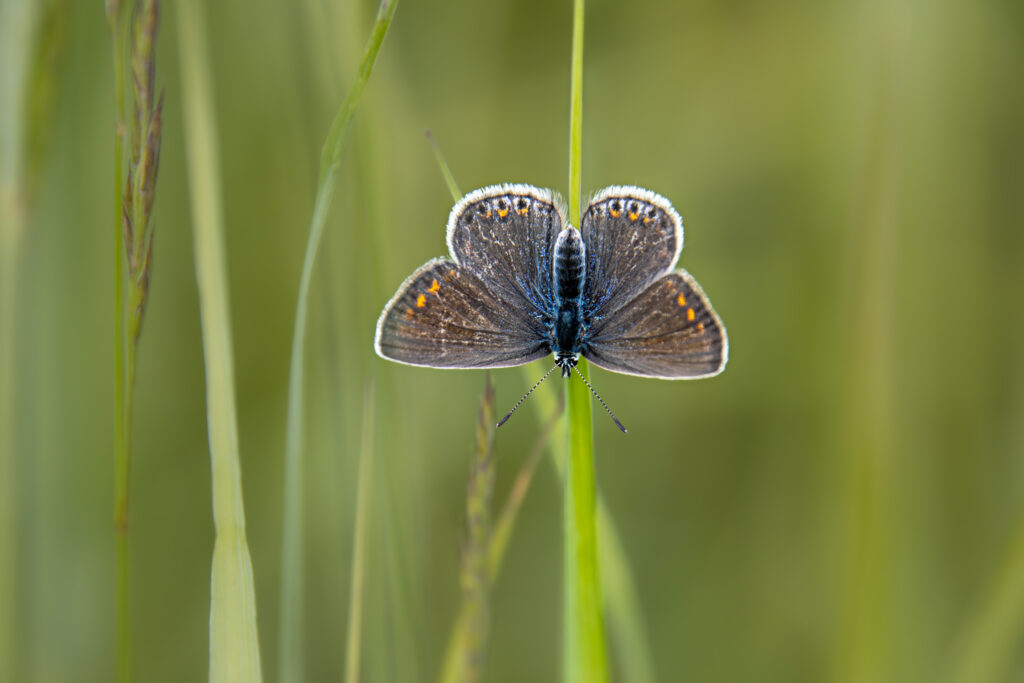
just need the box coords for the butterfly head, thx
[555,352,578,378]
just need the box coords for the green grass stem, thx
[562,0,608,680]
[344,380,375,683]
[177,0,264,679]
[0,206,19,683]
[0,3,35,678]
[278,3,397,681]
[106,2,130,679]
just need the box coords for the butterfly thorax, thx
[552,227,586,376]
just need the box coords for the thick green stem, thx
[563,359,606,682]
[562,0,607,680]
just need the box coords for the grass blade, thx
[344,380,376,683]
[0,3,36,678]
[562,0,608,680]
[425,129,462,202]
[278,2,397,681]
[177,0,263,679]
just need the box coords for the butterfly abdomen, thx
[553,227,586,358]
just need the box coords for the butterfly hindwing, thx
[584,270,727,379]
[580,186,682,324]
[374,259,550,369]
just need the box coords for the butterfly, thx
[373,184,728,427]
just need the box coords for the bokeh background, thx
[3,0,1024,681]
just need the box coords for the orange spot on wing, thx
[416,293,426,308]
[677,293,687,307]
[517,208,529,216]
[686,308,696,322]
[643,216,651,224]
[497,208,509,218]
[628,212,639,222]
[428,279,440,294]
[609,208,621,218]
[697,321,705,332]
[405,307,414,318]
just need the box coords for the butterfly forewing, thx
[375,258,550,369]
[580,186,682,323]
[584,270,727,379]
[447,184,565,317]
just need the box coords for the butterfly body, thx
[552,226,586,376]
[375,184,727,380]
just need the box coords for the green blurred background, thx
[3,0,1024,681]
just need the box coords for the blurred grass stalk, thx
[834,6,904,682]
[278,2,397,681]
[0,1,40,678]
[948,512,1024,683]
[344,381,376,683]
[440,375,498,683]
[2,1,66,678]
[562,0,608,681]
[177,0,264,679]
[428,124,653,681]
[108,1,165,679]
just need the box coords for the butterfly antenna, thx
[497,364,558,428]
[573,365,628,433]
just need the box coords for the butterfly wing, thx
[374,259,550,369]
[447,184,566,318]
[580,186,682,324]
[583,270,728,379]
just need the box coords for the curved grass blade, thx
[177,0,263,678]
[278,2,398,681]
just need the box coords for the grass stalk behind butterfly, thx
[278,2,397,681]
